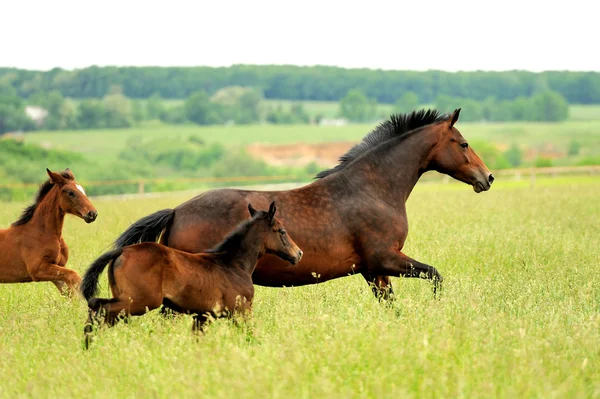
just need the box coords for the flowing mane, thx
[12,170,74,226]
[315,109,450,179]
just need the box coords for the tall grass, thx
[0,177,598,398]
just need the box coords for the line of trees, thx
[1,65,600,104]
[338,89,570,122]
[0,82,573,134]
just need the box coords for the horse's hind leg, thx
[361,273,395,302]
[84,298,119,349]
[370,251,443,298]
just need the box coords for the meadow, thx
[0,176,598,398]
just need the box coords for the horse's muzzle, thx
[84,210,98,223]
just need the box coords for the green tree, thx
[393,91,419,114]
[146,92,166,120]
[29,91,78,130]
[185,91,219,125]
[76,99,106,129]
[236,89,263,124]
[0,85,36,134]
[530,90,569,121]
[339,89,376,122]
[131,100,147,122]
[103,91,133,128]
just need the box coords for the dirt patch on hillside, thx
[246,141,357,167]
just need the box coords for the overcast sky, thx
[2,0,597,72]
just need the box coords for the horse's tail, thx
[113,209,175,249]
[81,248,124,301]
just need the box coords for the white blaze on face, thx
[76,184,87,196]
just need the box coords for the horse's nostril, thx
[88,211,97,219]
[298,250,303,258]
[488,174,495,184]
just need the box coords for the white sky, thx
[2,0,598,72]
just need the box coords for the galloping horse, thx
[0,168,98,296]
[81,201,302,345]
[113,109,494,299]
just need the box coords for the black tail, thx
[81,248,124,301]
[113,208,175,249]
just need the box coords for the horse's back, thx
[168,188,266,253]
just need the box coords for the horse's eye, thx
[280,229,287,236]
[67,191,75,197]
[461,142,469,149]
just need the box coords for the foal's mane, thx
[315,109,450,179]
[204,211,268,255]
[12,170,74,227]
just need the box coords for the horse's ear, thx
[46,168,66,185]
[267,201,276,223]
[449,108,461,128]
[248,203,257,217]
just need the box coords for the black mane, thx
[11,170,73,227]
[204,211,268,255]
[11,180,55,226]
[315,109,449,179]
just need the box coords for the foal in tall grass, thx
[0,168,97,296]
[81,201,302,345]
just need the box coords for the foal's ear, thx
[267,201,276,223]
[449,108,461,128]
[248,203,258,217]
[46,168,66,185]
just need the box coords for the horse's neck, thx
[30,191,65,237]
[218,228,265,274]
[339,129,438,205]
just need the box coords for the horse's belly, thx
[252,252,360,287]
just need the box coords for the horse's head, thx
[46,168,98,223]
[430,109,494,193]
[248,201,303,265]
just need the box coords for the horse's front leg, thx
[361,273,395,302]
[53,240,70,294]
[27,260,82,297]
[368,251,443,298]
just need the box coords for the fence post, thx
[138,180,145,194]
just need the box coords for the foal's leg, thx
[361,273,395,302]
[53,242,70,295]
[192,314,210,335]
[369,251,443,297]
[27,261,82,297]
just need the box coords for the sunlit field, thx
[0,177,599,398]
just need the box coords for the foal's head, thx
[46,168,98,223]
[248,201,303,265]
[430,109,495,193]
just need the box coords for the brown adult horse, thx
[113,109,494,299]
[0,168,98,296]
[81,201,302,345]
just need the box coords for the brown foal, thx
[81,201,302,346]
[0,168,97,296]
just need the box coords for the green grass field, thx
[0,177,598,397]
